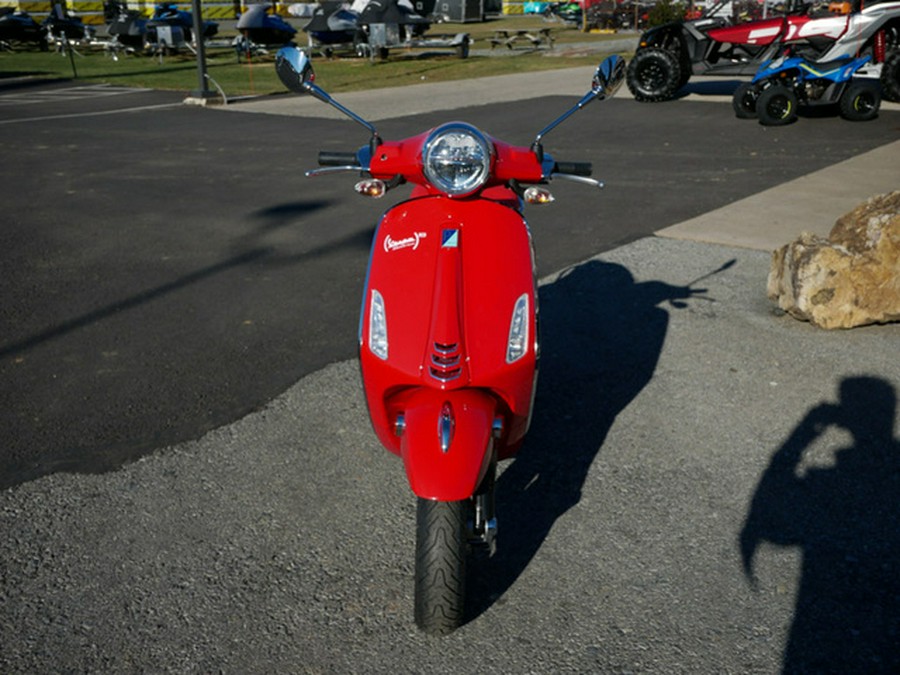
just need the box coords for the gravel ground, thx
[2,236,898,673]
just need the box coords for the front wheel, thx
[732,82,759,119]
[626,47,682,102]
[840,80,881,121]
[415,498,467,635]
[756,85,798,126]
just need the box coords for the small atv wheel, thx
[879,51,900,103]
[839,81,881,121]
[756,85,798,126]
[732,82,758,119]
[626,47,682,102]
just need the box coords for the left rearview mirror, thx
[275,47,315,95]
[591,55,626,101]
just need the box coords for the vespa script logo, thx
[384,231,427,253]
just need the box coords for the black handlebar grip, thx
[318,151,359,167]
[554,161,592,177]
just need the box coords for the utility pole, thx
[189,0,215,101]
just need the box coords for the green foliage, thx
[647,0,687,26]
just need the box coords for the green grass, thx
[0,17,632,97]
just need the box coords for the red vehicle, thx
[275,47,625,635]
[626,0,900,101]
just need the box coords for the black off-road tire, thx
[880,50,900,102]
[626,47,682,102]
[677,54,692,89]
[756,85,798,126]
[415,498,467,635]
[839,80,881,121]
[732,82,759,119]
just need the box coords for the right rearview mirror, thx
[531,54,626,160]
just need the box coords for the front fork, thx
[467,421,502,556]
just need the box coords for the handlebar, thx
[312,150,597,188]
[319,152,588,176]
[318,151,360,167]
[553,161,592,177]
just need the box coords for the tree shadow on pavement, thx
[740,376,900,674]
[466,257,711,622]
[0,198,375,489]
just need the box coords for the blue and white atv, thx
[733,52,881,125]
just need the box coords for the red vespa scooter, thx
[275,47,625,635]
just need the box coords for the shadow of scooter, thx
[466,256,729,621]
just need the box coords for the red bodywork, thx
[706,13,850,46]
[358,128,544,501]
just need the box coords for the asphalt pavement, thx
[1,70,899,672]
[6,72,898,490]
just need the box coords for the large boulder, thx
[767,191,900,329]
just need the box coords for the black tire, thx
[879,50,900,103]
[732,82,758,119]
[839,80,880,121]
[626,47,682,102]
[756,85,798,126]
[415,498,466,635]
[677,54,692,89]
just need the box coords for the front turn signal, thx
[523,186,555,205]
[355,179,387,198]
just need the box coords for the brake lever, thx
[305,165,370,177]
[550,173,605,189]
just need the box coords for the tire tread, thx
[414,498,466,634]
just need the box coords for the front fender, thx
[400,388,497,501]
[638,22,683,49]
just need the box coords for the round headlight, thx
[422,123,492,197]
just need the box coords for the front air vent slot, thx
[429,342,463,381]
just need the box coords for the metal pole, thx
[190,0,215,100]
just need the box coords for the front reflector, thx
[369,289,388,360]
[506,293,529,363]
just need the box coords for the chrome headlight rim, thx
[422,122,493,198]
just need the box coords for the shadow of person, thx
[466,257,712,622]
[740,377,900,673]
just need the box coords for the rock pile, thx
[767,191,900,329]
